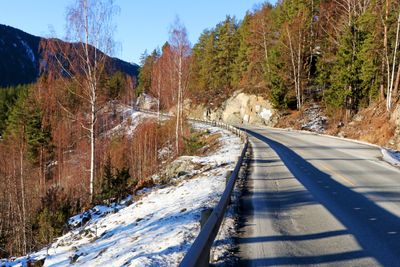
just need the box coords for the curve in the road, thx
[237,127,400,267]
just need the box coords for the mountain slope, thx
[0,24,139,87]
[1,110,243,267]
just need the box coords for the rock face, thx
[189,91,277,126]
[152,156,206,184]
[136,93,158,110]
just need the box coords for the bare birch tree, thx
[387,8,400,111]
[41,0,118,202]
[169,18,191,154]
[150,53,162,121]
[283,11,308,110]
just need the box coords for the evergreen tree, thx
[357,9,381,107]
[190,30,217,99]
[106,71,127,100]
[0,85,24,136]
[6,87,52,164]
[136,50,160,96]
[233,12,251,88]
[325,10,380,112]
[98,156,131,202]
[113,167,130,201]
[100,155,114,200]
[214,16,240,92]
[327,23,362,109]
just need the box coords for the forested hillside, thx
[0,1,201,258]
[139,0,400,122]
[2,0,400,261]
[0,24,139,87]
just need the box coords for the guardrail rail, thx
[136,108,249,267]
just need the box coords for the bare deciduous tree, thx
[41,0,118,202]
[169,18,191,154]
[283,11,309,110]
[387,7,400,111]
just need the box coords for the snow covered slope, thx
[382,148,400,166]
[106,105,154,136]
[3,122,242,267]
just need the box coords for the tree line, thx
[139,0,400,118]
[0,0,193,258]
[3,0,400,259]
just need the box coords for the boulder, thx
[136,93,158,110]
[189,91,277,126]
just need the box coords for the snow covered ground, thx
[382,148,400,166]
[106,107,154,136]
[300,104,327,133]
[2,121,243,267]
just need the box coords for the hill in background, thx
[0,24,139,87]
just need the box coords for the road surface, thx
[237,126,400,266]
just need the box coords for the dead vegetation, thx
[327,103,396,148]
[276,101,398,149]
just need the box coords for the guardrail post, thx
[225,170,232,187]
[199,208,213,266]
[225,170,233,205]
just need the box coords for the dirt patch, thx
[276,104,327,133]
[324,103,396,148]
[199,132,221,155]
[275,110,301,129]
[277,102,397,149]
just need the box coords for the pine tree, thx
[233,12,251,88]
[0,86,22,136]
[136,50,160,96]
[190,30,217,100]
[100,155,114,201]
[214,16,240,92]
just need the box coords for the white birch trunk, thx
[388,9,400,111]
[19,139,27,255]
[286,26,301,110]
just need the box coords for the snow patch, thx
[3,123,242,267]
[301,105,327,133]
[20,40,35,63]
[382,148,400,166]
[259,108,272,121]
[107,109,153,136]
[243,114,249,123]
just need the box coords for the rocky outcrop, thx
[136,93,158,110]
[152,156,209,185]
[189,91,277,126]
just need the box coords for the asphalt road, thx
[237,126,400,267]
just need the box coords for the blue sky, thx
[0,0,276,64]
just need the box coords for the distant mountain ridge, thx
[0,24,139,87]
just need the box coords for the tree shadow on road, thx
[234,129,400,266]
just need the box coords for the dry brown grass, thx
[275,109,303,129]
[198,132,221,155]
[336,103,395,147]
[277,102,396,148]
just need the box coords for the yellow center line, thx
[299,150,356,187]
[318,162,356,186]
[265,133,357,187]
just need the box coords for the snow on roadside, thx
[107,108,153,136]
[300,104,327,133]
[3,122,243,267]
[382,148,400,166]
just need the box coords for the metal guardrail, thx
[136,108,249,267]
